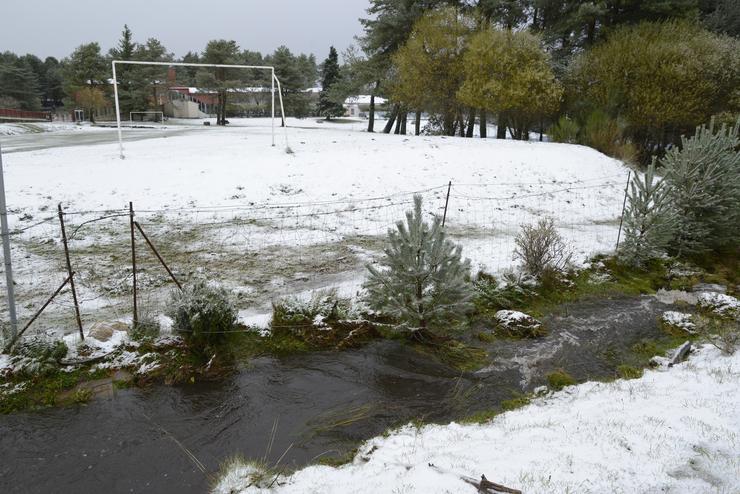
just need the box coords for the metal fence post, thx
[615,170,632,253]
[58,204,84,340]
[442,180,452,227]
[0,139,18,342]
[130,202,138,327]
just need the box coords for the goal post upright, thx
[111,60,282,159]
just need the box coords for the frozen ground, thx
[215,344,740,494]
[0,117,628,337]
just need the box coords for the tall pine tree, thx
[318,46,345,119]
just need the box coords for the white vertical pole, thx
[0,140,18,342]
[112,61,125,159]
[271,68,275,147]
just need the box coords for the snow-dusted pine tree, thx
[364,195,472,337]
[661,118,740,255]
[619,162,675,266]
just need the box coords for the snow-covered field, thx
[215,344,740,494]
[0,118,628,335]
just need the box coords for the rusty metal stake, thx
[130,202,138,327]
[4,274,72,352]
[615,170,632,253]
[58,204,84,340]
[134,221,182,290]
[442,180,452,227]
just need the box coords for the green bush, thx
[167,282,236,347]
[548,116,580,144]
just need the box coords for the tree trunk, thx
[466,108,475,138]
[394,111,404,134]
[415,111,421,136]
[497,113,507,139]
[368,93,376,133]
[480,110,487,138]
[458,112,465,137]
[383,105,398,134]
[539,119,544,142]
[400,112,407,135]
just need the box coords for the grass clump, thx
[412,339,488,372]
[616,364,643,380]
[130,315,161,341]
[501,394,531,411]
[546,369,576,390]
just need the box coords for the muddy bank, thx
[0,295,674,494]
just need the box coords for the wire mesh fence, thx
[0,173,628,341]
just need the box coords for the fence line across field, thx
[0,176,629,343]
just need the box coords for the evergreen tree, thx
[660,118,740,255]
[108,25,138,115]
[267,46,311,120]
[318,47,345,119]
[0,54,41,110]
[619,163,676,266]
[200,39,241,125]
[364,195,472,337]
[62,42,108,122]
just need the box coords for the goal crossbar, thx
[111,60,284,159]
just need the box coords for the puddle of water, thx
[0,295,674,494]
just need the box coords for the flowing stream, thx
[0,295,675,494]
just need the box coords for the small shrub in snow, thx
[513,217,572,279]
[698,318,739,355]
[619,162,676,267]
[616,364,643,380]
[271,289,355,330]
[167,282,236,347]
[364,195,472,337]
[11,337,68,376]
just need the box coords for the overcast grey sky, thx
[1,0,370,60]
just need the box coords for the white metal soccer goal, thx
[111,60,287,159]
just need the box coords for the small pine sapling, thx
[364,195,472,338]
[619,162,676,267]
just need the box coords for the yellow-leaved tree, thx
[458,28,562,140]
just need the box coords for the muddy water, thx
[0,295,674,494]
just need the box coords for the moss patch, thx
[546,369,576,390]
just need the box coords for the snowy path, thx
[216,344,740,494]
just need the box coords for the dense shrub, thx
[364,195,472,337]
[513,218,572,278]
[569,21,740,157]
[167,282,236,347]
